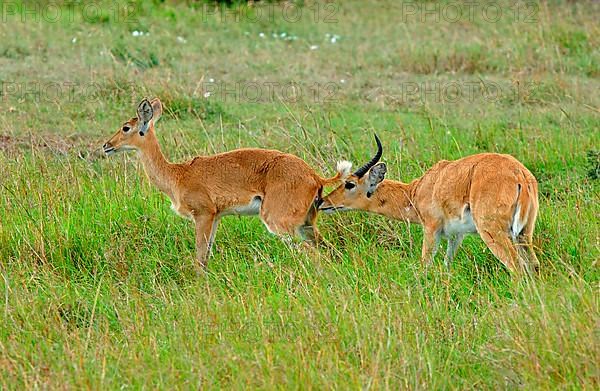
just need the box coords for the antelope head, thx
[320,134,387,213]
[103,98,163,155]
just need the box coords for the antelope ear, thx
[137,99,153,136]
[150,98,162,124]
[366,162,387,197]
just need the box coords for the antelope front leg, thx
[444,234,464,267]
[193,213,217,269]
[421,226,441,265]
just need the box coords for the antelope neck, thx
[372,179,421,223]
[137,131,178,198]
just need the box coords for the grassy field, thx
[0,0,599,388]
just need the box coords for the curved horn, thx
[353,134,383,178]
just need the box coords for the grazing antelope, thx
[320,140,540,274]
[103,98,352,268]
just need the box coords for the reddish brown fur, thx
[103,98,346,268]
[321,153,540,274]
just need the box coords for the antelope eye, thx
[344,182,356,190]
[122,125,131,132]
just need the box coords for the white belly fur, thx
[221,196,262,216]
[443,208,477,235]
[172,206,193,220]
[170,196,262,220]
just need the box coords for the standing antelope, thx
[320,139,540,274]
[103,98,352,268]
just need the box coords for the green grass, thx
[0,0,599,388]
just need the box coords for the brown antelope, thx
[320,142,540,274]
[103,98,353,268]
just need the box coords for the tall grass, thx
[0,0,598,388]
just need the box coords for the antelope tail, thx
[320,160,353,186]
[511,181,532,239]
